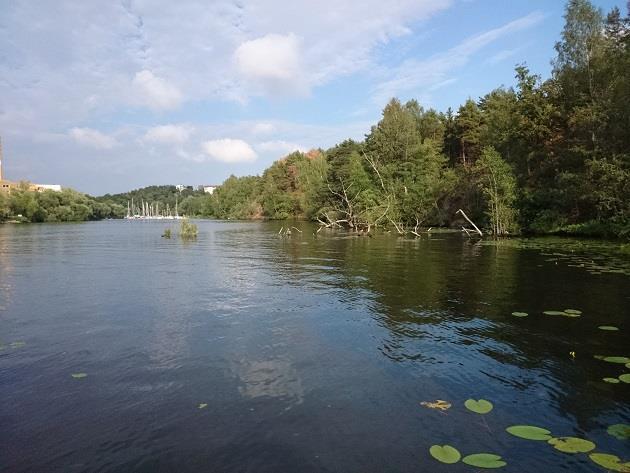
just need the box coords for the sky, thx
[0,0,623,195]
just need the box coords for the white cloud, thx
[132,70,183,111]
[235,33,305,96]
[251,122,276,134]
[201,138,258,163]
[143,124,192,144]
[69,127,117,149]
[373,11,544,103]
[256,140,306,155]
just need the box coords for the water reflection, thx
[0,221,628,473]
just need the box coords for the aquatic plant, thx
[462,453,506,469]
[162,228,172,239]
[198,403,208,409]
[589,453,630,472]
[506,425,552,441]
[620,374,630,383]
[598,325,619,331]
[429,445,461,464]
[71,373,87,379]
[179,219,198,240]
[421,400,451,411]
[465,399,493,414]
[604,377,621,383]
[511,312,528,317]
[607,424,630,440]
[548,437,596,453]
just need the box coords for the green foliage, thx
[506,425,553,441]
[179,219,198,240]
[429,445,461,464]
[475,147,519,236]
[464,399,493,414]
[461,453,507,469]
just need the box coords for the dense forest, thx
[1,1,628,238]
[190,0,630,238]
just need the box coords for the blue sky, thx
[0,0,622,195]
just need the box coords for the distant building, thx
[0,136,62,193]
[200,185,218,194]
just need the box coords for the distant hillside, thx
[95,185,206,213]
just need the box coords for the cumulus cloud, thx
[143,124,193,144]
[201,139,258,163]
[256,140,306,155]
[132,70,183,110]
[69,128,117,149]
[235,33,306,96]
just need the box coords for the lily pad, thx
[198,403,208,409]
[544,310,568,316]
[506,425,552,441]
[511,312,528,317]
[607,424,630,440]
[598,326,619,331]
[462,453,506,469]
[594,355,606,360]
[71,373,87,379]
[548,437,596,453]
[564,309,582,315]
[589,453,630,472]
[10,341,26,348]
[604,357,630,364]
[604,377,621,383]
[620,373,630,383]
[626,362,630,369]
[465,399,493,414]
[429,445,461,464]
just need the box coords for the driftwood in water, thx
[456,209,482,236]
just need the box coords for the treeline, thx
[189,0,630,238]
[95,185,207,216]
[0,183,125,223]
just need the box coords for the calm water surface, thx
[1,220,629,472]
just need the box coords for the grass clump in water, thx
[179,219,198,240]
[162,228,172,239]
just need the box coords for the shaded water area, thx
[1,220,629,472]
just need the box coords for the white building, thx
[201,185,218,194]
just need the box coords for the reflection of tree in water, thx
[268,225,630,432]
[0,228,15,312]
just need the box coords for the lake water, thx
[1,220,629,472]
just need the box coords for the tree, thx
[475,147,519,236]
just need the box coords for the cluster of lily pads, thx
[428,398,630,471]
[594,356,630,384]
[510,308,583,318]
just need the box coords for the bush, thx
[179,219,198,240]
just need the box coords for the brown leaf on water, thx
[421,400,452,411]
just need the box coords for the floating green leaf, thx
[564,309,582,315]
[10,341,26,348]
[604,357,630,364]
[71,373,87,379]
[604,377,621,383]
[626,362,630,369]
[462,453,506,469]
[607,424,630,440]
[594,355,606,360]
[620,373,630,383]
[506,425,552,441]
[589,453,630,472]
[429,445,461,464]
[598,326,619,331]
[544,310,567,316]
[548,437,596,453]
[511,312,528,317]
[198,403,208,409]
[465,399,493,414]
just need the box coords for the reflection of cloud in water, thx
[234,358,304,406]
